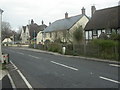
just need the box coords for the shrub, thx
[90,39,118,60]
[48,43,62,53]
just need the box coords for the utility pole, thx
[0,8,3,62]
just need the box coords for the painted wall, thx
[36,31,43,44]
[44,15,89,43]
[68,15,89,42]
[20,26,30,44]
[2,38,12,43]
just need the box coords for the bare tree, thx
[1,21,13,40]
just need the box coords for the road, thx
[2,47,120,88]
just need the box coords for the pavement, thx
[19,47,120,64]
[0,68,13,90]
[1,46,120,89]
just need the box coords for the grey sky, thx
[0,0,119,31]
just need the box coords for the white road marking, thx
[99,76,120,84]
[8,74,16,89]
[28,55,39,59]
[17,52,24,55]
[10,61,33,89]
[10,61,18,70]
[109,64,120,67]
[51,61,78,71]
[9,50,15,53]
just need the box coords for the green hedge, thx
[90,39,118,60]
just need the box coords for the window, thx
[98,30,101,37]
[106,29,111,34]
[85,31,88,39]
[102,30,105,33]
[93,30,97,35]
[50,32,52,38]
[88,31,92,39]
[117,28,120,34]
[112,29,116,33]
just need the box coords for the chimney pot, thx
[65,12,68,19]
[91,6,96,17]
[42,20,44,25]
[49,22,51,26]
[31,19,34,24]
[81,7,85,15]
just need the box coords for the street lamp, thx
[0,8,4,62]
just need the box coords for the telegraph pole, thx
[0,8,3,62]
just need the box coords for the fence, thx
[66,44,118,61]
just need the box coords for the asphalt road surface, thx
[2,47,120,88]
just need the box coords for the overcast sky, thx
[0,0,119,31]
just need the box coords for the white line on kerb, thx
[28,55,39,59]
[10,61,33,89]
[10,61,18,70]
[8,74,16,89]
[109,64,120,67]
[99,76,120,84]
[51,61,78,71]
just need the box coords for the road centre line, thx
[99,76,120,84]
[10,61,33,89]
[109,64,120,67]
[28,55,39,59]
[17,52,24,55]
[51,61,78,71]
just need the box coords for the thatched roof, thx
[85,6,120,31]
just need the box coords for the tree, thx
[16,27,22,41]
[73,26,83,44]
[1,21,13,40]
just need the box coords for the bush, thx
[48,43,62,53]
[90,39,118,60]
[29,44,34,48]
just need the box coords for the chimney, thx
[65,12,68,19]
[81,7,85,15]
[31,19,34,24]
[119,1,120,6]
[49,22,51,26]
[91,6,96,17]
[42,20,44,25]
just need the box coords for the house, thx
[20,19,47,44]
[36,21,48,44]
[21,26,29,44]
[43,7,89,43]
[2,38,12,46]
[85,5,120,41]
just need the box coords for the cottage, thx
[43,7,89,43]
[36,21,47,44]
[85,5,120,41]
[2,38,12,46]
[20,19,47,44]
